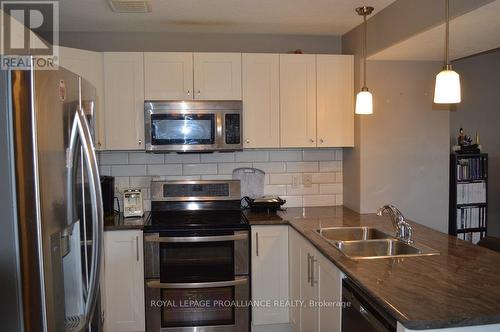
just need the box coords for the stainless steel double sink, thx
[316,227,439,259]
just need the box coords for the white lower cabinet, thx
[251,226,290,326]
[289,228,342,332]
[104,230,145,332]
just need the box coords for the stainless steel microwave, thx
[145,101,242,152]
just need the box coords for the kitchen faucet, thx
[377,205,414,244]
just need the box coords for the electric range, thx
[143,180,250,332]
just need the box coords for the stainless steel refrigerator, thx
[0,59,103,332]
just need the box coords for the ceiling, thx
[370,0,500,61]
[59,0,396,35]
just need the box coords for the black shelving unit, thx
[449,153,488,244]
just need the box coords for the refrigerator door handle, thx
[67,106,103,330]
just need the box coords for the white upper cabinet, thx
[316,55,354,147]
[251,226,289,326]
[280,54,317,148]
[59,46,105,150]
[103,52,145,150]
[242,53,280,148]
[193,53,242,100]
[144,52,194,100]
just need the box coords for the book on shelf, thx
[456,156,486,180]
[456,206,486,230]
[456,182,487,204]
[458,232,484,244]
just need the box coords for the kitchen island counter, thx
[245,206,500,330]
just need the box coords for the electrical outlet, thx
[292,175,301,188]
[303,174,313,188]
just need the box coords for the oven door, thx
[144,231,249,281]
[145,110,219,152]
[145,276,249,332]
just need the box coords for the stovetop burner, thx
[145,180,249,232]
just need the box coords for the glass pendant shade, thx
[434,67,461,104]
[355,89,373,115]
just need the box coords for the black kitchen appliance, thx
[143,180,250,332]
[100,175,115,218]
[242,195,286,211]
[342,278,396,332]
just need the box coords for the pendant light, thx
[355,6,374,115]
[434,0,461,104]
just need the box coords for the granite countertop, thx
[104,212,149,231]
[245,206,500,330]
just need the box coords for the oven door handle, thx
[146,276,248,289]
[144,233,248,243]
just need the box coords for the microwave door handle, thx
[67,107,104,330]
[144,233,248,243]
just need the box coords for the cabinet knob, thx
[245,139,250,144]
[138,139,142,145]
[187,90,191,96]
[320,138,324,143]
[97,141,102,148]
[197,90,201,96]
[310,139,315,143]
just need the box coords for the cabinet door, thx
[316,55,354,147]
[59,46,105,150]
[103,52,145,150]
[193,53,242,100]
[300,242,318,332]
[280,54,317,148]
[251,226,289,325]
[289,229,302,331]
[144,52,193,100]
[317,254,342,332]
[104,230,145,332]
[242,53,280,148]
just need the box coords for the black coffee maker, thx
[100,176,115,218]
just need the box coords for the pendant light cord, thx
[445,0,450,66]
[363,12,367,88]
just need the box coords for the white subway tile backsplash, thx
[311,172,336,184]
[183,163,218,175]
[286,161,318,173]
[253,162,286,173]
[286,184,319,196]
[281,195,303,208]
[129,152,164,164]
[164,153,201,164]
[303,195,337,207]
[269,150,302,161]
[319,161,342,172]
[235,151,269,162]
[264,184,287,196]
[147,164,183,176]
[99,165,111,176]
[99,148,343,208]
[320,183,343,194]
[111,165,146,176]
[100,152,128,165]
[303,149,336,161]
[201,174,233,180]
[200,152,235,163]
[269,173,293,185]
[218,163,253,174]
[129,176,151,188]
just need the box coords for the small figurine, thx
[458,128,473,147]
[456,128,480,154]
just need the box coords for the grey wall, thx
[342,0,495,58]
[60,32,341,53]
[451,49,500,236]
[354,61,450,232]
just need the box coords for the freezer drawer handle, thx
[144,233,248,243]
[146,276,248,289]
